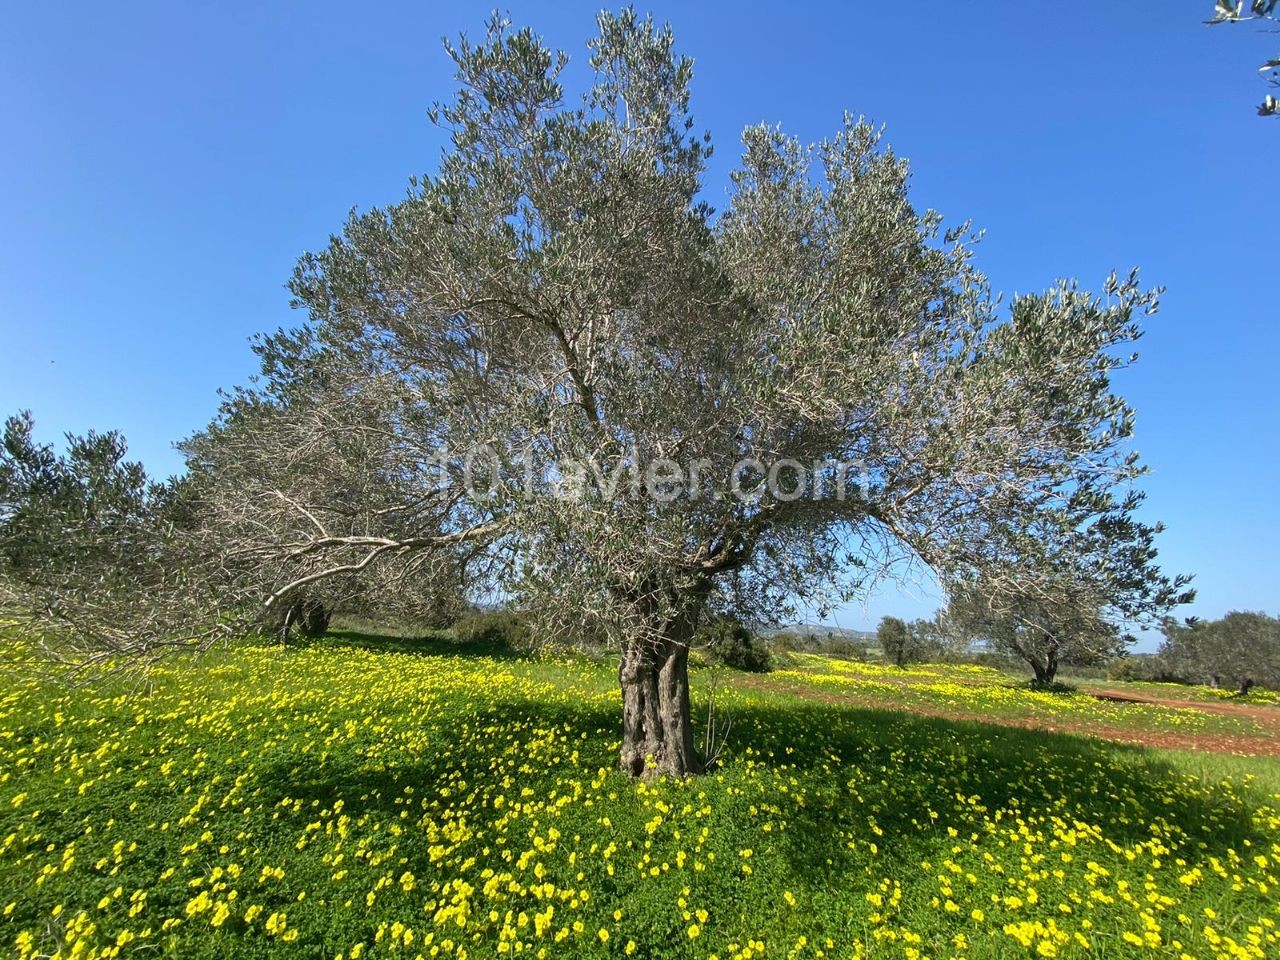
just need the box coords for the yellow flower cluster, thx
[772,656,1272,740]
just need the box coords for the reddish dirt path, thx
[1087,688,1280,722]
[741,676,1280,757]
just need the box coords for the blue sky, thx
[1,2,1275,643]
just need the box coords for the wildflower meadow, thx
[2,635,1277,960]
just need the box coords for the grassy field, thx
[2,635,1278,960]
[759,657,1280,755]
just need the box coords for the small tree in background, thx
[947,586,1121,686]
[1159,612,1280,693]
[909,609,973,663]
[876,616,916,668]
[943,479,1192,686]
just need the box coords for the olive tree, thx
[909,609,974,663]
[947,585,1122,686]
[876,617,917,669]
[0,412,233,669]
[177,338,475,639]
[1160,612,1280,693]
[175,10,1185,776]
[943,497,1193,685]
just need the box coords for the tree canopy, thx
[0,412,228,667]
[876,617,916,669]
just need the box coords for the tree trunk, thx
[1029,653,1059,686]
[297,598,330,637]
[1043,646,1059,685]
[619,635,704,777]
[268,595,329,642]
[1028,641,1059,687]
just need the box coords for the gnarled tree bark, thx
[1030,644,1060,686]
[619,632,703,777]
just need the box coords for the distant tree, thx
[697,617,771,673]
[944,480,1193,686]
[1159,612,1280,693]
[877,616,917,668]
[1207,1,1280,116]
[946,588,1116,686]
[909,609,972,663]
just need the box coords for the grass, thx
[764,657,1276,743]
[1,636,1278,959]
[1070,677,1280,706]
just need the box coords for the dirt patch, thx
[1088,688,1280,723]
[741,675,1280,757]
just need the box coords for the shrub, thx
[1108,653,1193,684]
[698,618,771,673]
[452,610,533,652]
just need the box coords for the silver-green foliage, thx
[1208,0,1280,116]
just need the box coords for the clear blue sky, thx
[1,2,1275,643]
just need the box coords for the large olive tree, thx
[186,10,1187,776]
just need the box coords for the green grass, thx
[1070,676,1280,706]
[764,656,1275,742]
[1,638,1277,960]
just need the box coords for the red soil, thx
[742,676,1280,757]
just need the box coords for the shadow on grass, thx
[308,627,529,661]
[250,683,1267,894]
[732,702,1263,883]
[245,627,1266,883]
